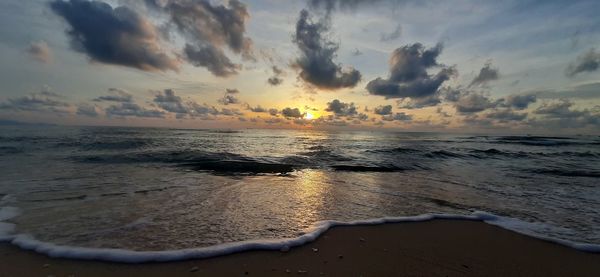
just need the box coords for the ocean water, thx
[0,126,599,260]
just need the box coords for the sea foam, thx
[0,210,599,263]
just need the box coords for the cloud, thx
[76,103,100,117]
[373,105,392,115]
[366,43,455,99]
[325,99,358,117]
[218,94,240,105]
[307,0,405,14]
[566,48,600,77]
[93,88,133,103]
[533,82,600,99]
[49,0,179,72]
[184,44,240,77]
[268,108,279,116]
[293,10,361,90]
[264,117,285,124]
[452,91,499,114]
[382,112,412,121]
[534,99,585,118]
[152,89,223,118]
[158,0,254,76]
[380,23,402,42]
[189,102,220,118]
[485,109,527,122]
[469,61,499,87]
[105,103,165,118]
[27,41,52,64]
[533,99,599,128]
[500,94,537,110]
[281,107,304,118]
[0,90,70,114]
[153,89,188,114]
[351,49,363,56]
[397,94,441,109]
[249,106,268,113]
[226,88,239,94]
[267,66,283,86]
[220,108,243,116]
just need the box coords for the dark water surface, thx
[0,126,599,251]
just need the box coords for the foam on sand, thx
[0,209,599,263]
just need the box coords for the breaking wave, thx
[0,210,598,263]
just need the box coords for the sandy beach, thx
[1,219,599,276]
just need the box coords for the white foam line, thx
[0,211,598,263]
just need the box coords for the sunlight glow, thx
[304,112,314,120]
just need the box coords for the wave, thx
[74,150,412,174]
[527,168,600,178]
[367,147,422,154]
[331,165,404,172]
[0,210,598,263]
[180,160,295,174]
[492,136,597,147]
[0,146,23,155]
[425,150,466,158]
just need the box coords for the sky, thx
[0,0,599,134]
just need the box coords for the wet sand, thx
[1,219,599,276]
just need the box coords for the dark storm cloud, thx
[156,0,254,76]
[293,10,361,90]
[366,43,455,99]
[566,48,600,77]
[469,61,500,87]
[76,103,99,117]
[94,88,133,103]
[49,0,179,72]
[105,103,165,118]
[184,44,240,77]
[26,41,52,64]
[164,0,254,58]
[380,24,402,42]
[500,94,537,110]
[325,99,358,117]
[0,91,70,114]
[267,66,284,86]
[373,105,392,115]
[281,107,304,118]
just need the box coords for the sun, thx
[304,112,314,120]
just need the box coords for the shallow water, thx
[0,126,599,252]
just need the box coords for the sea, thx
[0,125,599,262]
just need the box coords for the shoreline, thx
[1,219,599,276]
